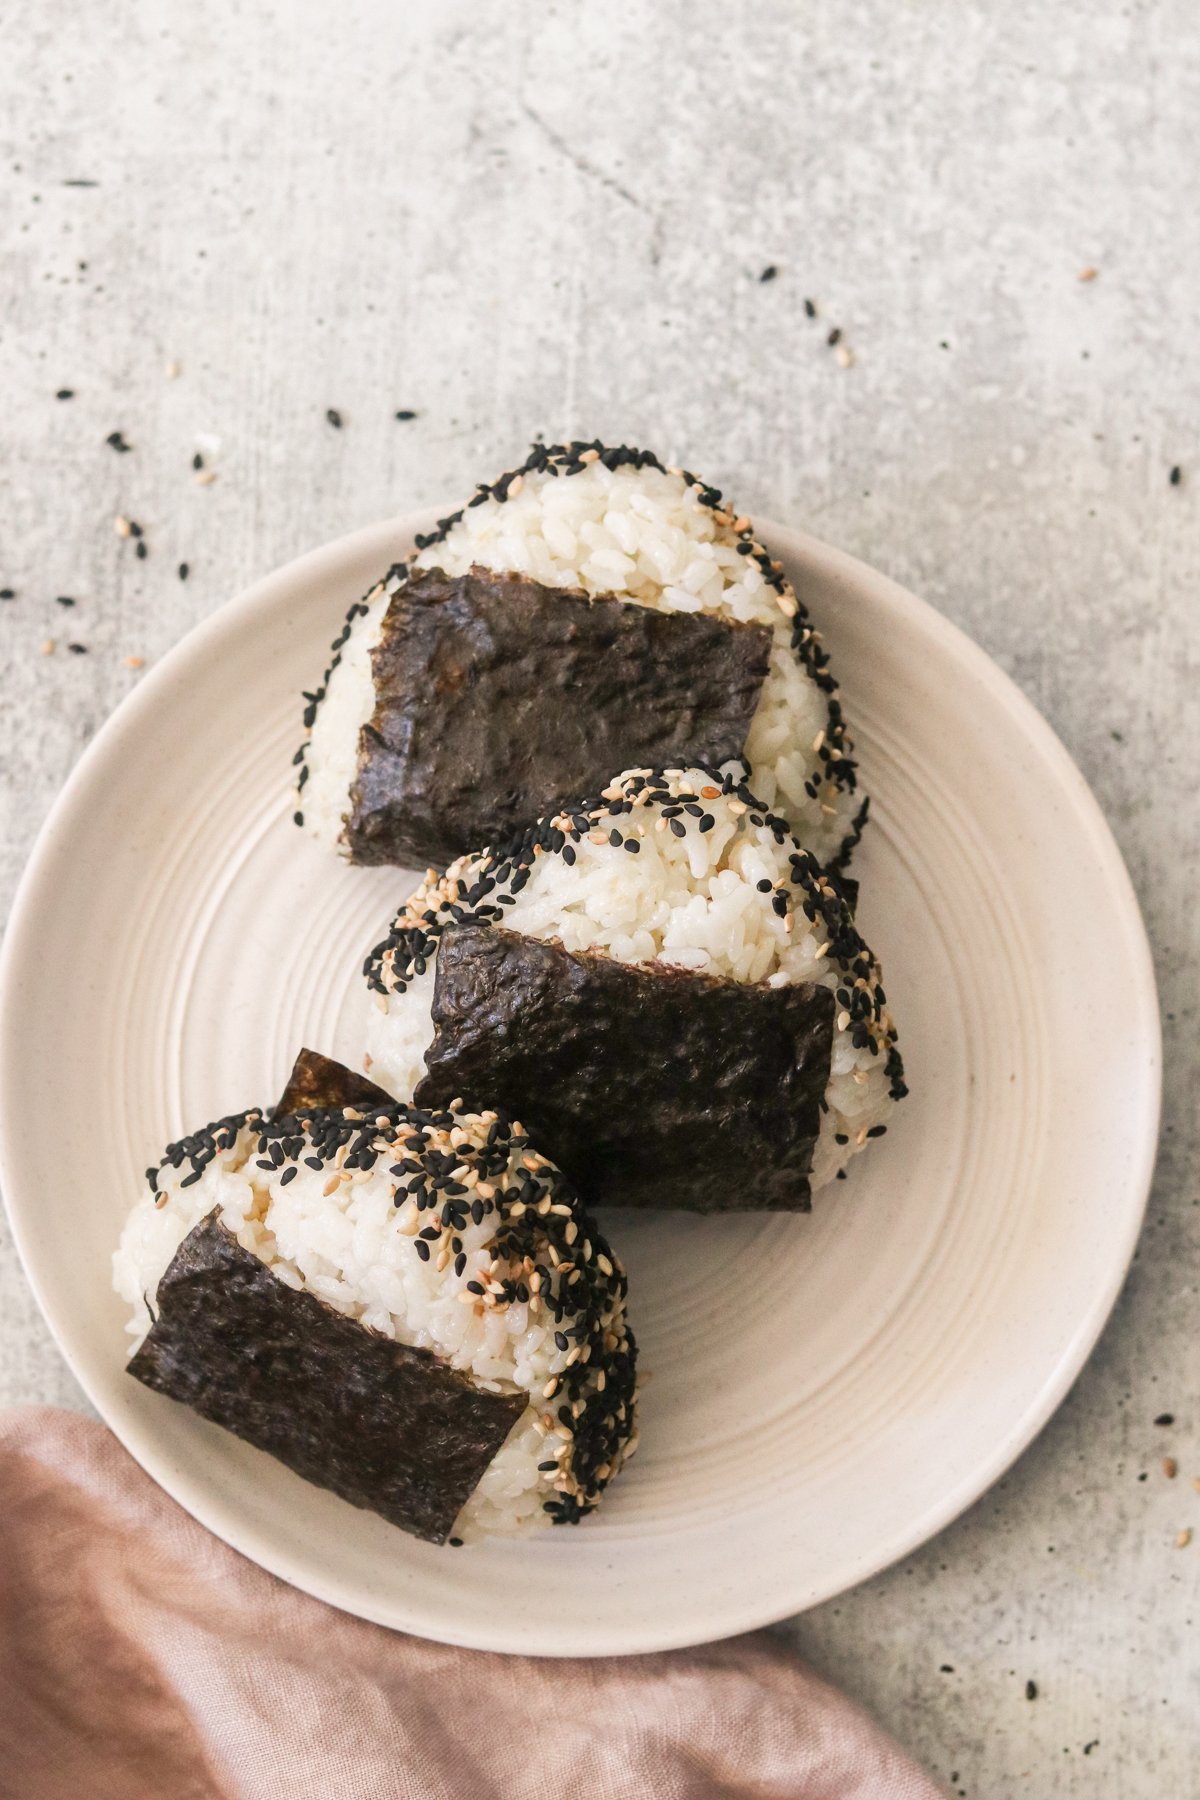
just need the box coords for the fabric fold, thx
[0,1407,943,1800]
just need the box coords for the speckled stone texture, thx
[0,3,1196,1793]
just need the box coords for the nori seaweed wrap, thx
[415,925,835,1212]
[340,565,771,867]
[113,1053,638,1541]
[273,1045,394,1119]
[127,1212,526,1544]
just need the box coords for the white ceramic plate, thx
[0,515,1159,1656]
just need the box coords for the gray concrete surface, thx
[2,3,1197,1793]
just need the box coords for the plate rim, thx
[0,513,1162,1655]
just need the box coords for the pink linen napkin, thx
[0,1407,943,1799]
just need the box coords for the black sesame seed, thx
[56,388,74,400]
[395,409,418,421]
[827,327,842,346]
[56,595,75,607]
[1169,465,1182,486]
[135,540,147,560]
[326,408,343,429]
[105,430,132,453]
[192,452,203,470]
[67,642,88,654]
[804,298,817,318]
[178,562,189,581]
[759,264,778,283]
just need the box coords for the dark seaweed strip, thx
[416,925,835,1212]
[343,567,771,868]
[273,1047,395,1120]
[127,1213,526,1544]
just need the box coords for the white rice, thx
[113,1105,637,1539]
[366,766,903,1193]
[298,451,860,866]
[300,585,390,851]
